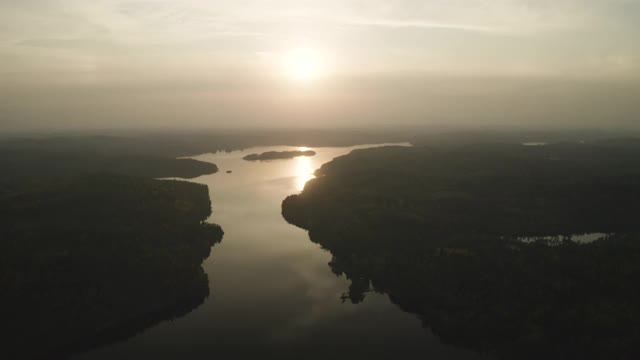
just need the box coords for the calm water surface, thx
[76,144,482,360]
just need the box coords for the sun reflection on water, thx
[295,151,315,191]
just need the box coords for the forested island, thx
[0,139,224,358]
[282,141,640,359]
[243,150,316,161]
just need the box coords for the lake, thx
[75,144,483,359]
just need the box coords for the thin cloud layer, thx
[0,0,639,130]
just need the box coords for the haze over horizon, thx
[1,1,639,131]
[5,3,640,359]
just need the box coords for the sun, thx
[285,47,322,81]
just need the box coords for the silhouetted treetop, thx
[243,150,316,161]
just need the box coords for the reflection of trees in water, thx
[1,175,224,359]
[57,266,211,359]
[315,230,640,359]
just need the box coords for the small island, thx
[243,150,316,161]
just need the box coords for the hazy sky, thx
[1,0,639,130]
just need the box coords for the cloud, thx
[16,37,118,50]
[1,0,640,130]
[338,18,499,33]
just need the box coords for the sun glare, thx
[295,152,315,191]
[286,48,322,81]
